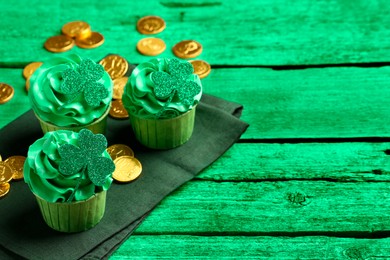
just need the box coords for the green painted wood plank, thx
[1,0,390,66]
[133,180,390,234]
[111,235,390,259]
[2,66,390,139]
[198,143,390,182]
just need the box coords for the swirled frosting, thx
[122,58,202,119]
[28,54,113,127]
[24,130,113,203]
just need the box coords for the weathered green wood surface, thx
[1,0,390,259]
[1,0,390,66]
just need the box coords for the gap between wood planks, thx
[134,230,390,239]
[238,137,390,144]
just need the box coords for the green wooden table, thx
[2,0,390,258]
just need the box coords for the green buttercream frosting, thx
[24,130,113,203]
[28,54,113,127]
[122,58,202,119]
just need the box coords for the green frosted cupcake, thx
[122,58,202,149]
[28,54,113,134]
[24,129,115,233]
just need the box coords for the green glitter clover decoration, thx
[151,58,201,106]
[61,59,108,107]
[58,129,115,202]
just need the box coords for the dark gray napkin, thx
[0,94,248,260]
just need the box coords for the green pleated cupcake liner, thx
[129,107,196,149]
[35,106,110,134]
[34,190,107,233]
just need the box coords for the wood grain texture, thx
[112,235,390,259]
[2,66,390,140]
[133,180,390,234]
[198,143,390,182]
[1,0,390,66]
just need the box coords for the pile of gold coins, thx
[136,15,211,79]
[44,21,104,53]
[98,54,130,120]
[106,144,142,183]
[0,155,26,199]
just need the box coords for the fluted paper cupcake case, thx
[34,106,110,134]
[129,106,197,149]
[34,190,107,233]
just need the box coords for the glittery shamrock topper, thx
[61,59,108,107]
[151,58,201,106]
[58,129,115,189]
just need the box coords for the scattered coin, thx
[137,37,166,56]
[4,156,26,181]
[23,62,43,79]
[109,100,129,119]
[137,16,166,35]
[75,31,105,49]
[0,183,10,199]
[112,77,128,100]
[0,162,13,184]
[112,156,142,183]
[189,60,211,79]
[107,144,134,160]
[44,35,75,53]
[0,83,14,104]
[99,55,129,80]
[172,40,203,59]
[62,21,91,39]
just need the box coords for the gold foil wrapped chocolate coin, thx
[189,60,211,79]
[62,21,91,39]
[137,37,166,56]
[112,77,128,100]
[172,40,203,59]
[4,156,26,181]
[75,31,104,49]
[109,100,129,119]
[137,16,166,35]
[99,55,128,80]
[23,62,43,79]
[0,183,10,198]
[44,35,75,53]
[0,83,14,104]
[0,162,13,184]
[107,144,134,160]
[112,156,142,183]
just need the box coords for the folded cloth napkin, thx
[0,92,248,260]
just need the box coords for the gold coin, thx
[172,40,203,59]
[137,37,166,56]
[62,21,91,39]
[4,156,26,181]
[137,16,166,35]
[44,35,74,53]
[0,154,2,161]
[23,62,42,79]
[0,83,14,104]
[109,100,129,119]
[25,77,31,92]
[107,144,134,160]
[0,183,10,198]
[189,60,211,79]
[112,77,128,100]
[0,162,13,184]
[75,31,104,49]
[99,54,129,80]
[112,156,142,183]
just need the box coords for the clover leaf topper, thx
[151,58,201,107]
[61,59,109,107]
[58,129,115,202]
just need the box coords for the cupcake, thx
[122,58,202,149]
[28,54,113,134]
[24,129,115,232]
